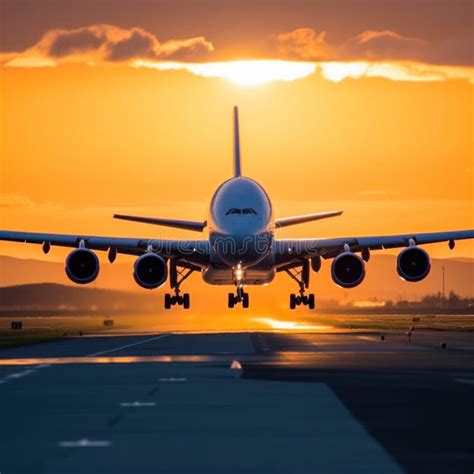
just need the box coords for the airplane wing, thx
[275,211,343,228]
[274,229,474,263]
[113,214,206,232]
[0,230,210,264]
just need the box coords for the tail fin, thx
[233,106,242,177]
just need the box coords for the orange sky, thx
[0,1,473,264]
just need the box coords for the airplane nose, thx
[214,232,272,266]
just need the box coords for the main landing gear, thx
[228,286,250,309]
[289,293,315,310]
[164,291,190,309]
[285,260,316,310]
[164,261,194,310]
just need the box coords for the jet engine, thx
[65,248,100,284]
[331,252,366,288]
[397,246,431,282]
[134,253,168,289]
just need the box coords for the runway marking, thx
[0,367,40,384]
[59,438,112,448]
[5,369,35,379]
[455,378,474,386]
[357,336,379,342]
[120,401,157,407]
[87,334,170,357]
[159,377,187,382]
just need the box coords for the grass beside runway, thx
[0,316,117,349]
[0,311,473,349]
[311,313,474,332]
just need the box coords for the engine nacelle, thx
[331,252,366,288]
[65,248,100,284]
[133,253,168,289]
[397,246,431,282]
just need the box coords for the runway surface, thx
[0,329,473,474]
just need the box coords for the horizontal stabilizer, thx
[114,214,207,232]
[275,211,343,228]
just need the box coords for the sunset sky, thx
[1,0,473,262]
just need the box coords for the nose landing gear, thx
[228,286,250,308]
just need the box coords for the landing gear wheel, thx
[285,262,317,310]
[308,293,315,309]
[242,292,249,309]
[290,293,297,309]
[165,292,191,309]
[228,293,235,308]
[183,293,190,309]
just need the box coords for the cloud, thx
[47,27,108,57]
[268,27,473,65]
[2,25,472,84]
[3,24,214,66]
[268,28,334,60]
[343,30,426,61]
[134,59,474,84]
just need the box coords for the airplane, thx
[1,106,473,310]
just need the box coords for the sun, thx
[187,60,317,86]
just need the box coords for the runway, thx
[0,330,473,473]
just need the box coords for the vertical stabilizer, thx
[233,106,242,177]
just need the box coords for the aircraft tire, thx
[164,293,172,309]
[183,293,190,309]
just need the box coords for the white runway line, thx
[87,334,170,357]
[159,377,187,382]
[59,438,112,448]
[5,369,35,379]
[0,367,41,384]
[120,401,157,407]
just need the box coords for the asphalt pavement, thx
[0,329,473,473]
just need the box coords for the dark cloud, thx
[105,28,158,61]
[47,28,107,57]
[3,24,214,65]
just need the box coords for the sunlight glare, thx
[252,317,332,331]
[133,60,316,86]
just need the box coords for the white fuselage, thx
[203,177,276,285]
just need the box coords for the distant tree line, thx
[385,291,473,309]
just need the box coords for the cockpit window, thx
[226,208,241,215]
[225,208,257,215]
[242,208,257,215]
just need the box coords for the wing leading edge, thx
[274,229,474,261]
[275,211,343,228]
[0,230,210,263]
[113,214,206,232]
